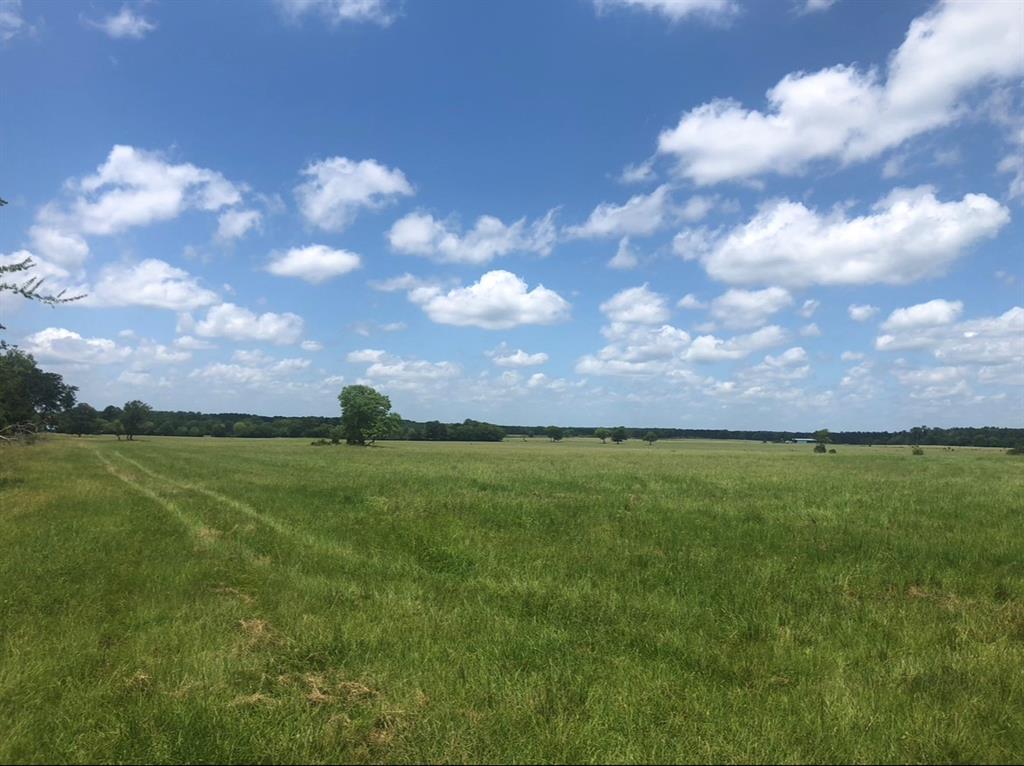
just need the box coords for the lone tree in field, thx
[121,400,152,441]
[643,431,658,446]
[813,428,831,446]
[545,425,564,442]
[611,426,627,444]
[338,384,399,445]
[594,427,610,444]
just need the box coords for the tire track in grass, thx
[94,448,270,568]
[110,450,354,559]
[94,449,205,538]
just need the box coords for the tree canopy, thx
[121,400,152,441]
[338,385,399,445]
[0,349,77,429]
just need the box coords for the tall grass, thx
[1,436,1021,763]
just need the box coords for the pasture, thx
[1,436,1021,763]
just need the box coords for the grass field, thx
[1,436,1022,763]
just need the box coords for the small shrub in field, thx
[310,438,331,446]
[912,446,924,456]
[828,448,837,454]
[813,443,827,453]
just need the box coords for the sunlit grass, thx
[1,436,1021,763]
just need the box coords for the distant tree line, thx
[3,351,1022,448]
[48,403,1024,449]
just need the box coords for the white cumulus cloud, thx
[295,156,412,232]
[408,270,570,330]
[703,187,1008,287]
[85,6,157,39]
[22,327,132,365]
[192,302,305,345]
[388,209,556,264]
[709,286,792,329]
[593,0,737,23]
[656,0,1024,184]
[85,259,220,311]
[266,244,361,284]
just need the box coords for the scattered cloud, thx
[656,1,1024,184]
[848,304,879,322]
[84,259,219,311]
[216,208,262,242]
[798,0,837,14]
[601,284,671,325]
[566,185,676,239]
[388,209,556,264]
[619,158,656,184]
[593,0,737,23]
[275,0,397,26]
[174,335,216,351]
[266,244,361,284]
[608,237,639,270]
[368,272,447,293]
[876,305,1022,367]
[709,286,792,329]
[487,343,549,367]
[684,325,788,362]
[0,0,32,42]
[45,145,243,238]
[407,270,570,330]
[295,156,412,231]
[84,6,157,39]
[191,302,305,345]
[350,320,407,337]
[677,293,706,310]
[799,299,820,318]
[702,187,1008,287]
[347,349,459,392]
[190,356,313,390]
[880,298,963,332]
[22,327,132,365]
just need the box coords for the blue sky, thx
[1,0,1021,430]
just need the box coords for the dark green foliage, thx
[424,420,448,440]
[0,349,77,428]
[912,446,925,456]
[338,385,396,446]
[1008,445,1024,455]
[828,448,837,454]
[61,403,98,436]
[814,443,827,453]
[594,427,611,443]
[814,429,831,445]
[644,431,658,446]
[546,426,564,442]
[611,426,627,444]
[121,400,152,441]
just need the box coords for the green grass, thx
[1,435,1022,763]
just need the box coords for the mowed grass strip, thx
[1,436,1022,763]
